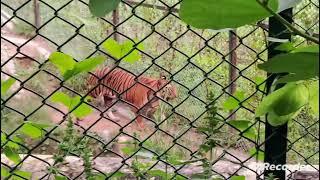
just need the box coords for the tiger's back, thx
[86,67,177,127]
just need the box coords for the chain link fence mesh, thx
[1,0,319,179]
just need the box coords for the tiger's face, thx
[157,76,177,101]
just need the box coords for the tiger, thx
[86,67,177,128]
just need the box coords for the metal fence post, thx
[228,30,237,120]
[264,8,293,180]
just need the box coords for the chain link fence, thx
[1,0,319,179]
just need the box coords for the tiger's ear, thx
[160,72,166,80]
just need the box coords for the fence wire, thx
[1,0,319,180]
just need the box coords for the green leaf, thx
[254,76,266,92]
[123,50,140,63]
[292,45,319,53]
[258,52,319,81]
[222,91,245,110]
[275,42,295,52]
[179,0,278,29]
[50,92,72,107]
[228,120,256,140]
[63,56,105,80]
[7,136,23,150]
[49,52,76,74]
[308,81,319,117]
[27,122,51,129]
[249,148,264,161]
[228,120,251,131]
[231,175,246,180]
[256,83,309,117]
[1,167,10,178]
[4,146,21,165]
[1,78,16,96]
[121,40,141,64]
[74,56,105,73]
[55,175,68,180]
[275,44,319,54]
[277,73,316,83]
[13,170,32,180]
[102,39,143,64]
[1,133,7,146]
[175,175,186,180]
[89,0,121,17]
[51,92,92,118]
[72,103,93,118]
[20,122,43,139]
[267,109,299,126]
[136,41,144,51]
[102,39,122,59]
[166,155,183,166]
[121,146,137,155]
[70,96,93,118]
[272,83,308,116]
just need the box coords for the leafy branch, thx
[257,0,319,44]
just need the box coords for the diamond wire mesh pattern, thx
[1,0,319,179]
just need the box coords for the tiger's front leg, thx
[136,116,145,130]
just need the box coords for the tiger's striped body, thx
[86,67,177,128]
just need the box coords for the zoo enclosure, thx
[1,0,319,180]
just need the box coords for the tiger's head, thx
[156,73,178,101]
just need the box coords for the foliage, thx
[50,92,92,118]
[1,78,16,96]
[179,0,278,29]
[49,52,105,80]
[89,0,121,17]
[102,38,144,64]
[191,93,254,178]
[248,147,265,161]
[197,92,222,155]
[308,81,319,116]
[222,91,246,111]
[228,120,257,141]
[1,167,32,180]
[177,0,319,127]
[231,176,246,180]
[256,83,310,126]
[20,121,50,139]
[1,120,50,178]
[50,116,94,179]
[258,46,319,83]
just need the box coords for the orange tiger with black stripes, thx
[86,67,177,128]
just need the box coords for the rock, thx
[1,154,319,179]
